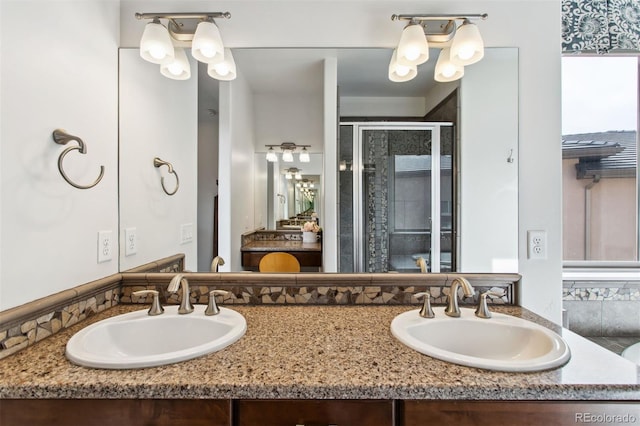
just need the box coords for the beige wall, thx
[563,159,637,260]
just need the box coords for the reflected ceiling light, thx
[208,48,237,81]
[192,19,225,64]
[282,149,294,163]
[139,18,175,64]
[396,22,429,66]
[266,147,278,162]
[264,142,311,163]
[285,168,302,180]
[389,13,487,83]
[136,12,234,81]
[160,48,191,80]
[299,147,310,163]
[450,20,484,65]
[388,49,418,82]
[434,48,464,82]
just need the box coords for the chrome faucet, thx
[167,273,194,314]
[210,256,225,272]
[445,277,475,318]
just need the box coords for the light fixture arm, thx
[135,12,231,21]
[391,13,487,22]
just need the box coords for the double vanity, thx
[1,269,638,426]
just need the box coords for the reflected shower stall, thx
[338,123,455,273]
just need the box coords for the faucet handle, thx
[474,291,503,319]
[132,290,164,316]
[205,290,229,316]
[414,292,435,318]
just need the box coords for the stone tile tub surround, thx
[0,255,183,360]
[1,305,637,401]
[563,280,640,337]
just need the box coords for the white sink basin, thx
[391,307,571,372]
[66,306,246,369]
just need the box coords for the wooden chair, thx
[259,252,301,272]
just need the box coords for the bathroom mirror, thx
[119,47,518,273]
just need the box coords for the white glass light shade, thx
[450,21,484,66]
[285,172,292,179]
[266,148,278,162]
[434,48,464,82]
[299,148,310,163]
[160,48,191,80]
[282,150,294,162]
[295,172,302,180]
[140,21,175,65]
[208,49,237,81]
[192,21,224,64]
[388,49,418,83]
[396,23,429,66]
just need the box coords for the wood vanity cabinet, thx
[234,399,394,426]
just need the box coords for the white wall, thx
[218,72,256,271]
[119,50,198,272]
[459,48,519,273]
[323,58,339,272]
[0,0,120,310]
[254,93,324,149]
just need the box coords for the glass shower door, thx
[349,123,453,273]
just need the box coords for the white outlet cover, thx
[180,223,194,244]
[98,230,113,263]
[527,230,547,260]
[125,227,137,256]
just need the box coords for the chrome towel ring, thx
[52,129,105,190]
[153,157,180,196]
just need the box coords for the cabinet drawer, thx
[234,399,394,426]
[398,401,640,426]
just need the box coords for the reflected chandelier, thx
[389,13,488,83]
[135,12,236,81]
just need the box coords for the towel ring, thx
[153,157,180,196]
[52,129,105,190]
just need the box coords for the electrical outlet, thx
[98,230,113,263]
[125,227,137,256]
[527,230,547,260]
[180,223,193,244]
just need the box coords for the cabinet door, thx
[1,399,232,426]
[235,400,394,426]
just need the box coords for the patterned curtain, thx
[562,0,640,52]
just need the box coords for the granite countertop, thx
[241,240,321,252]
[0,305,638,400]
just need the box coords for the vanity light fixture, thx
[265,142,312,163]
[389,13,487,83]
[135,12,235,81]
[299,147,310,163]
[285,168,303,180]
